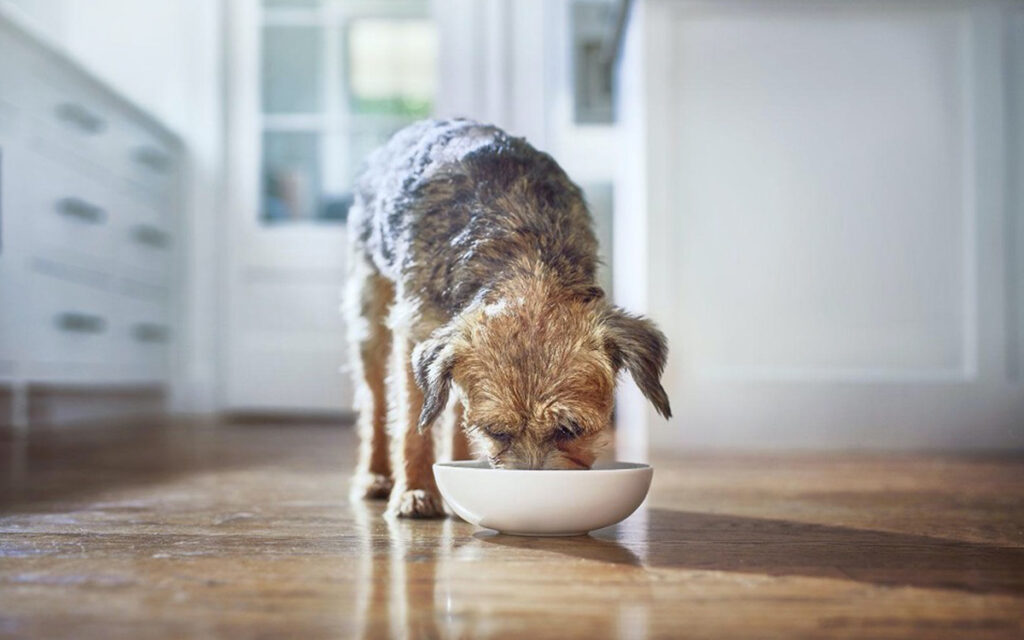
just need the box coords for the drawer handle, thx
[55,312,106,334]
[54,102,106,134]
[56,197,106,224]
[132,323,169,343]
[133,146,171,173]
[131,224,170,248]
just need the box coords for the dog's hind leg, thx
[346,256,395,501]
[386,335,445,518]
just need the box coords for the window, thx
[571,1,615,124]
[260,0,436,223]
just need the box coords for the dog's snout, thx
[494,445,564,470]
[504,453,546,470]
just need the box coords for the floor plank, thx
[1,420,1022,639]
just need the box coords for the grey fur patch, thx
[349,118,598,320]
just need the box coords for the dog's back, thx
[349,118,599,318]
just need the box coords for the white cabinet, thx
[0,8,181,421]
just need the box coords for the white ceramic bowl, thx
[433,460,653,536]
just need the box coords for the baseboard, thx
[25,384,167,427]
[222,409,357,426]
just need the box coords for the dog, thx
[344,119,671,518]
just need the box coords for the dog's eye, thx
[481,426,513,443]
[554,421,583,441]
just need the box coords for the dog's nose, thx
[529,452,551,470]
[504,449,546,470]
[512,460,544,471]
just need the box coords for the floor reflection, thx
[352,500,468,640]
[352,500,390,640]
[351,500,1024,639]
[352,502,657,639]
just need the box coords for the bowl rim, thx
[433,460,652,473]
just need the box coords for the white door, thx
[621,0,1024,449]
[222,0,436,412]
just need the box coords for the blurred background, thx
[0,0,1021,454]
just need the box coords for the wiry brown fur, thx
[345,119,670,518]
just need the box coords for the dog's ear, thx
[412,327,458,432]
[603,308,672,419]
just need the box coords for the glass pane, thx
[347,127,396,184]
[262,132,321,222]
[347,19,436,117]
[262,26,323,114]
[571,1,615,124]
[319,191,353,222]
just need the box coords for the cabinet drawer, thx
[0,31,37,143]
[115,194,173,279]
[117,121,178,196]
[22,62,117,171]
[0,80,28,144]
[116,295,171,378]
[27,154,116,264]
[27,270,117,365]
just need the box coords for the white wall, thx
[624,0,1024,450]
[2,0,225,412]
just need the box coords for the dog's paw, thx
[351,472,393,501]
[388,488,445,519]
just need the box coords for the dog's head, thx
[412,279,670,469]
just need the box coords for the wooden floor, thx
[1,420,1023,639]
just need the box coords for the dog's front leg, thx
[386,335,445,518]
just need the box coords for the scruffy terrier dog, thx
[345,119,671,518]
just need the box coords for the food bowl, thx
[433,460,653,536]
